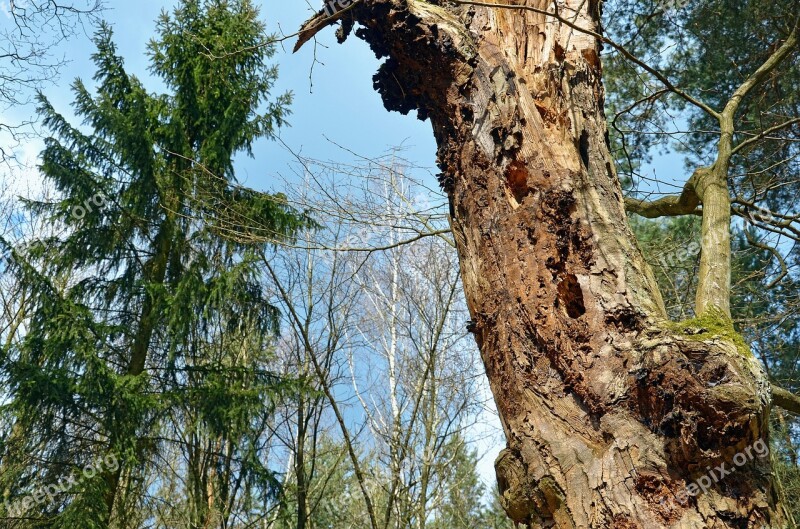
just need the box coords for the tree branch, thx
[261,254,381,529]
[624,195,703,218]
[624,169,703,218]
[772,384,800,415]
[722,22,799,121]
[293,2,360,53]
[743,230,789,289]
[732,116,800,156]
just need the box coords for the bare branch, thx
[261,255,381,529]
[624,169,702,218]
[293,2,360,53]
[624,195,702,218]
[732,116,800,156]
[743,230,789,289]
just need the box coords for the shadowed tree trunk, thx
[297,0,791,526]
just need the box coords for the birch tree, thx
[263,160,490,529]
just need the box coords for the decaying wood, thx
[293,1,360,53]
[296,1,793,526]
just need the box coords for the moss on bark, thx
[664,306,752,357]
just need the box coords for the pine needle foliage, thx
[0,1,311,527]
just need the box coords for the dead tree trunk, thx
[297,1,790,526]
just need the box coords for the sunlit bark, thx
[296,0,791,526]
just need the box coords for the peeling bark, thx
[297,0,791,526]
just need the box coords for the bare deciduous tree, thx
[262,161,492,529]
[0,0,102,161]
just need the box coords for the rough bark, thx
[298,0,790,526]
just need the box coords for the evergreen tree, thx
[430,436,485,529]
[0,1,310,527]
[479,491,515,529]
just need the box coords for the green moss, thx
[664,307,753,358]
[536,477,568,523]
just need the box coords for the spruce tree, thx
[0,1,309,527]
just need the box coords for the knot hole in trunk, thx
[557,273,586,318]
[506,160,531,204]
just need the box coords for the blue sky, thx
[3,0,684,195]
[41,1,437,189]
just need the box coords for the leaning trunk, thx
[301,0,790,526]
